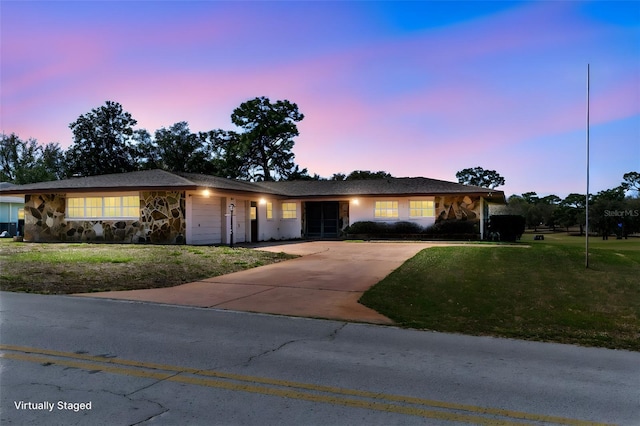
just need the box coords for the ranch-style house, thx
[0,169,506,244]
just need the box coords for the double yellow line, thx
[1,344,608,425]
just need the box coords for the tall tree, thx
[230,97,304,181]
[39,142,66,181]
[137,122,213,173]
[203,129,246,179]
[557,193,587,234]
[456,167,505,189]
[66,101,138,177]
[133,129,157,170]
[591,187,627,238]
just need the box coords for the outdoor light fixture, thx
[202,189,211,197]
[229,203,235,248]
[352,199,359,205]
[259,198,267,205]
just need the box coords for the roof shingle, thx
[0,170,505,202]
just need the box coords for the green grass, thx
[360,233,640,350]
[0,241,296,294]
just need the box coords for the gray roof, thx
[0,170,193,193]
[254,177,500,197]
[0,170,506,202]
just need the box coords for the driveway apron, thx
[76,242,440,324]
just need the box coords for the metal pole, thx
[585,64,590,268]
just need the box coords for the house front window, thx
[282,202,296,219]
[374,201,398,218]
[67,195,139,219]
[18,208,24,220]
[409,200,435,217]
[266,202,273,220]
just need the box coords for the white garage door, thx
[189,196,221,245]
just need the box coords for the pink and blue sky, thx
[1,1,638,197]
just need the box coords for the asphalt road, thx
[1,292,638,425]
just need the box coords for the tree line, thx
[2,98,638,237]
[1,98,402,185]
[2,98,308,183]
[502,172,640,238]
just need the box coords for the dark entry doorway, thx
[306,202,339,238]
[250,201,258,242]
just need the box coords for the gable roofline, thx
[0,169,506,203]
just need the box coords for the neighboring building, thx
[0,182,24,236]
[0,169,506,244]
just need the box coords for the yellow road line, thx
[1,344,610,426]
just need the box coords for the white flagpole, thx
[586,64,590,268]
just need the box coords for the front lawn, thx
[0,241,295,294]
[360,235,640,350]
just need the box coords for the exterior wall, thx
[221,196,248,244]
[257,200,278,241]
[276,200,302,239]
[186,194,302,244]
[19,190,487,243]
[23,191,186,244]
[338,201,350,235]
[253,198,302,241]
[186,193,222,245]
[434,195,481,223]
[349,197,437,228]
[140,191,186,243]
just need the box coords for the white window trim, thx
[266,202,273,221]
[281,202,297,220]
[374,200,399,219]
[409,199,436,218]
[66,192,140,220]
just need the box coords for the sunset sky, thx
[1,1,638,197]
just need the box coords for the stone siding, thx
[140,191,185,244]
[24,191,186,244]
[435,195,481,223]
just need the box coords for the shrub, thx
[345,221,424,235]
[389,221,424,234]
[344,221,386,234]
[424,220,476,235]
[488,215,525,242]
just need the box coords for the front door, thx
[250,201,258,242]
[305,202,339,238]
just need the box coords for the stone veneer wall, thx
[140,191,185,244]
[434,195,481,223]
[24,191,186,244]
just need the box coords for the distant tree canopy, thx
[66,101,138,177]
[456,167,505,189]
[137,122,214,174]
[329,170,393,181]
[622,171,640,192]
[2,99,638,241]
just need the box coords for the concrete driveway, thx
[78,241,445,324]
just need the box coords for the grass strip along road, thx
[1,345,609,426]
[0,241,296,294]
[360,234,640,351]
